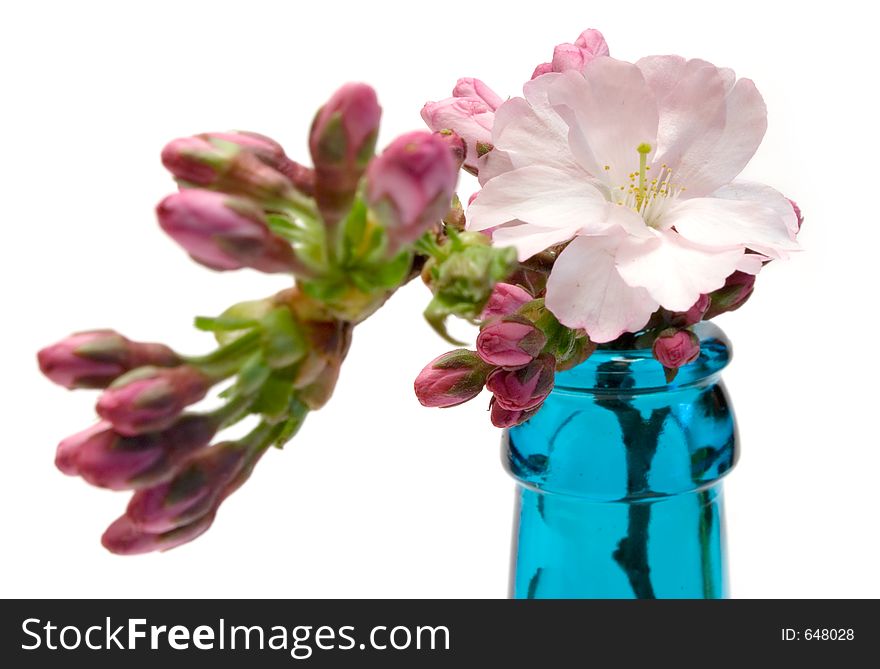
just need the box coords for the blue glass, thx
[505,322,737,599]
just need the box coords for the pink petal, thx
[545,233,658,343]
[548,59,659,187]
[468,164,610,234]
[491,223,582,262]
[481,74,579,184]
[712,180,800,238]
[615,230,744,312]
[635,57,728,175]
[664,196,799,259]
[673,78,768,197]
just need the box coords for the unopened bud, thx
[486,354,555,411]
[490,397,539,428]
[309,83,382,226]
[38,330,179,390]
[476,317,546,367]
[96,365,213,436]
[704,271,756,319]
[414,349,490,408]
[366,131,459,251]
[480,283,534,321]
[652,328,701,370]
[157,189,300,274]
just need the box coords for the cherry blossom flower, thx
[467,56,799,342]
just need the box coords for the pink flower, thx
[414,349,490,408]
[37,330,179,390]
[309,82,382,226]
[96,366,212,436]
[366,131,459,249]
[531,29,611,79]
[480,283,534,320]
[157,189,298,273]
[652,328,701,369]
[476,318,546,367]
[486,354,555,411]
[421,78,502,172]
[469,55,799,342]
[489,397,539,428]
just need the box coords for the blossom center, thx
[608,144,686,228]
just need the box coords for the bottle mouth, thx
[552,322,732,394]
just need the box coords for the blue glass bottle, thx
[505,322,737,599]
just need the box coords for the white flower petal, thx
[548,59,659,187]
[672,78,768,196]
[467,165,611,233]
[663,196,799,259]
[482,74,580,184]
[491,223,581,261]
[616,230,744,311]
[545,234,658,343]
[736,253,769,274]
[712,180,799,238]
[636,56,728,173]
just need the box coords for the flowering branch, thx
[38,83,461,554]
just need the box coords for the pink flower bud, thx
[101,511,216,555]
[486,354,555,411]
[414,349,490,408]
[531,28,610,79]
[162,135,298,204]
[157,189,298,273]
[476,318,546,367]
[652,328,701,370]
[421,95,495,172]
[125,442,248,533]
[75,415,218,489]
[96,366,213,437]
[704,270,757,319]
[434,129,467,171]
[366,131,459,249]
[489,397,539,428]
[161,136,219,185]
[480,283,534,320]
[37,330,180,390]
[451,78,503,110]
[309,83,382,226]
[666,294,711,328]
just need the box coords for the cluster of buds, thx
[39,82,462,553]
[415,283,592,427]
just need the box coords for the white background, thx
[2,0,877,598]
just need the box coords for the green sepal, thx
[251,373,296,423]
[235,353,272,396]
[272,397,310,449]
[260,307,308,369]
